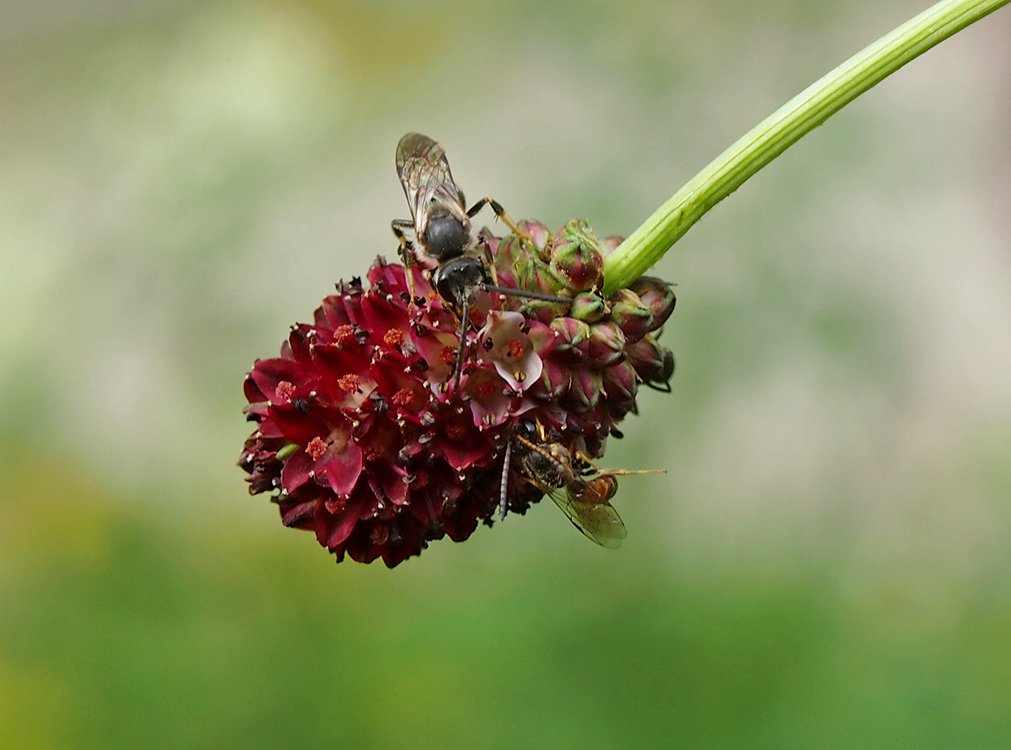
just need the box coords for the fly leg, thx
[573,449,666,478]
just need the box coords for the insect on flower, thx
[391,132,570,390]
[500,420,663,548]
[241,139,679,566]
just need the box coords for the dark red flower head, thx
[240,221,675,566]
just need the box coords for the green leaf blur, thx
[2,1,1010,748]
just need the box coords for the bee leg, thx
[390,218,415,248]
[480,238,500,286]
[466,197,530,241]
[391,219,419,307]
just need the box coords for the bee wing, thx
[395,133,467,235]
[546,486,627,549]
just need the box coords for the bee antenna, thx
[498,439,513,520]
[481,284,572,305]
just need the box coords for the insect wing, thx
[395,132,466,236]
[547,486,627,549]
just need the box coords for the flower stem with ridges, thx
[602,0,1010,294]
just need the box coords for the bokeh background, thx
[3,0,1010,747]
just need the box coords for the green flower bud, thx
[608,288,654,343]
[566,367,603,413]
[528,358,571,401]
[570,291,607,323]
[601,361,639,415]
[525,320,557,357]
[630,276,676,332]
[549,219,604,292]
[518,220,552,254]
[549,316,591,357]
[587,320,627,368]
[626,335,675,390]
[517,259,562,298]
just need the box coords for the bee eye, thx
[424,215,468,259]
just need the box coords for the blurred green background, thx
[3,1,1010,747]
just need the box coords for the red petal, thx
[374,465,409,506]
[362,294,409,342]
[278,495,318,529]
[251,358,305,397]
[317,491,368,550]
[281,449,313,492]
[267,407,325,445]
[438,429,493,471]
[317,441,363,496]
[316,294,354,329]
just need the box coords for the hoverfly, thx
[391,133,569,390]
[500,420,663,548]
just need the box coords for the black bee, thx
[391,133,568,389]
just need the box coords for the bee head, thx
[433,256,487,308]
[424,208,470,260]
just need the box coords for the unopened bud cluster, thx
[482,220,675,455]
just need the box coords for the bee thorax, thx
[424,212,470,260]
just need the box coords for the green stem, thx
[602,0,1009,294]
